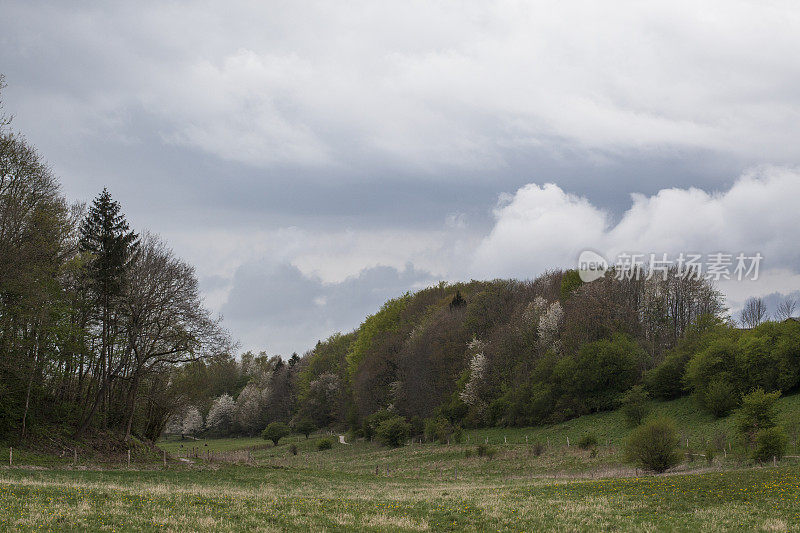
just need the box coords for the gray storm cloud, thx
[2,1,800,353]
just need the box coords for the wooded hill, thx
[169,266,798,441]
[284,272,800,436]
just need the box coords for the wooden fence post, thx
[9,447,12,466]
[163,449,167,467]
[127,449,131,466]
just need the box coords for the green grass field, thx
[2,394,800,531]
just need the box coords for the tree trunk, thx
[20,322,40,439]
[124,369,142,441]
[21,370,34,439]
[76,379,107,437]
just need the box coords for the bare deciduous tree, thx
[775,297,797,321]
[121,233,232,439]
[740,297,768,329]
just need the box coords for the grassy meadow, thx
[1,394,800,531]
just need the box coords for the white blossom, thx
[165,413,183,435]
[460,352,487,406]
[519,297,549,334]
[181,406,203,436]
[205,393,236,433]
[467,337,487,354]
[235,383,268,434]
[538,301,563,351]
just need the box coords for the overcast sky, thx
[2,1,799,354]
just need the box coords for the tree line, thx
[0,77,231,443]
[168,257,798,444]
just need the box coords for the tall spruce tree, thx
[77,189,139,433]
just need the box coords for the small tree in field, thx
[294,419,317,439]
[619,385,650,427]
[753,427,787,463]
[624,417,682,473]
[262,422,291,446]
[376,416,411,447]
[736,388,780,447]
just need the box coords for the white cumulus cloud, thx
[472,167,800,306]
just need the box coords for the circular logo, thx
[577,250,608,282]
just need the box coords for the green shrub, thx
[645,350,691,400]
[569,335,641,412]
[705,379,738,418]
[294,419,316,439]
[451,425,465,444]
[363,409,395,441]
[752,427,787,463]
[316,437,333,450]
[531,442,545,457]
[619,385,650,427]
[624,417,682,473]
[646,315,729,401]
[376,416,411,447]
[476,444,496,459]
[578,433,598,450]
[261,422,291,446]
[736,388,781,446]
[424,416,453,443]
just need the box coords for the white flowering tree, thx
[538,301,563,351]
[235,383,268,435]
[181,406,203,437]
[518,296,548,337]
[165,413,183,435]
[205,393,236,435]
[459,338,488,406]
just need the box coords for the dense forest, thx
[2,75,799,447]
